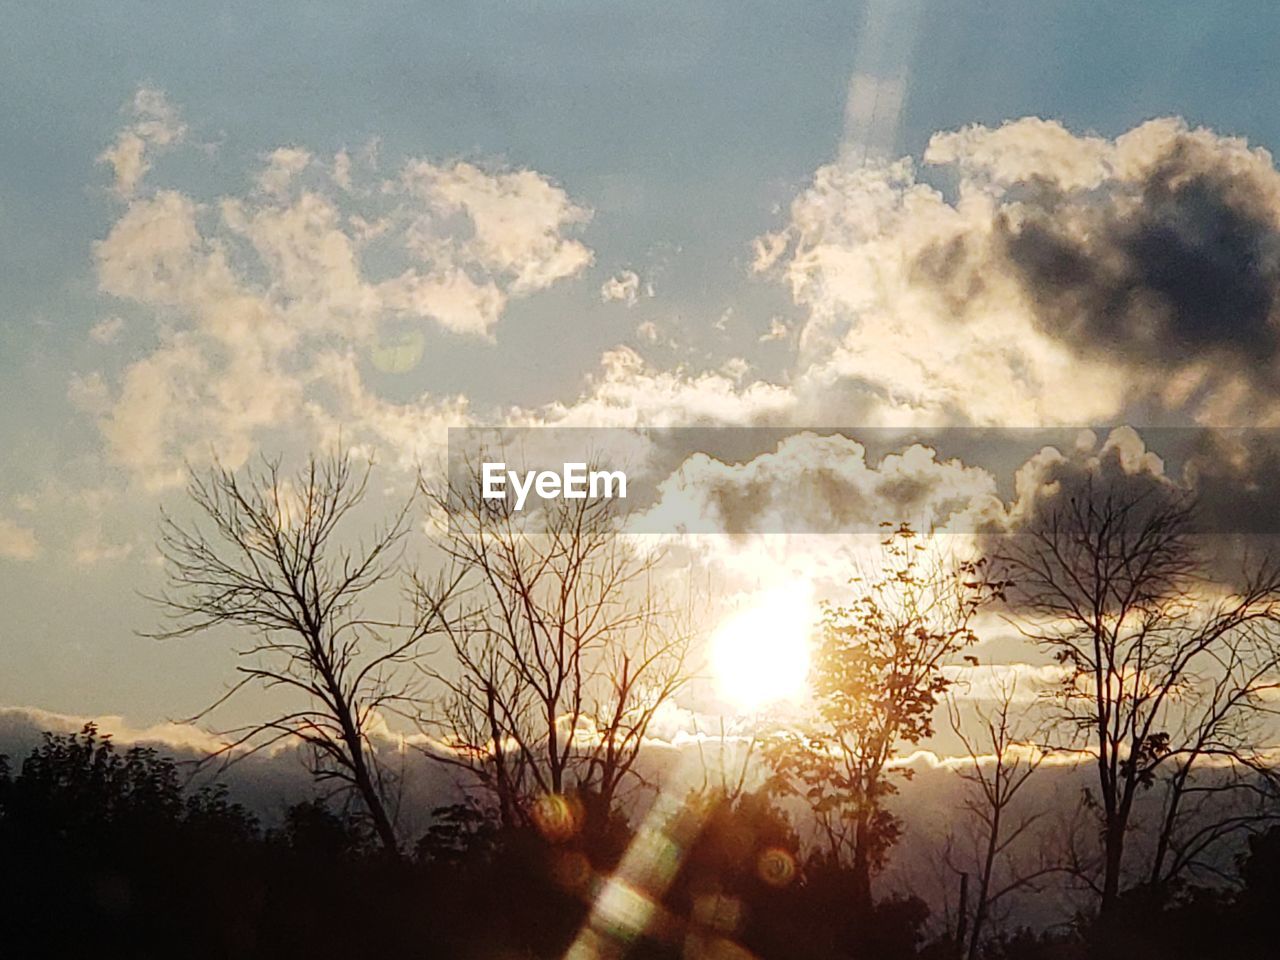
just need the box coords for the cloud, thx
[943,662,1067,702]
[402,159,593,296]
[636,432,1002,535]
[758,316,791,343]
[89,316,126,345]
[86,93,594,486]
[756,157,1127,426]
[67,371,112,416]
[757,116,1280,428]
[82,98,1280,566]
[537,346,795,428]
[601,269,651,306]
[1000,426,1179,532]
[537,120,1280,442]
[71,527,135,566]
[0,705,222,755]
[0,477,152,571]
[720,357,751,381]
[1181,429,1280,534]
[332,149,354,191]
[95,332,302,489]
[96,190,239,309]
[379,266,506,338]
[933,120,1280,412]
[0,516,39,560]
[97,86,186,197]
[257,146,312,196]
[304,350,470,472]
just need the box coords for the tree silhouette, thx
[766,524,1002,913]
[997,482,1280,915]
[944,678,1060,959]
[151,448,452,854]
[2,713,1279,957]
[414,464,691,827]
[0,724,266,956]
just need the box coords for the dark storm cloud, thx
[1183,430,1280,534]
[988,426,1280,536]
[1001,157,1280,376]
[902,120,1280,418]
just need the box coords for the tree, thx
[945,679,1053,960]
[413,463,691,828]
[996,481,1280,915]
[5,723,184,835]
[766,524,1001,912]
[152,449,447,854]
[0,724,267,958]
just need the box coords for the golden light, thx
[710,581,814,712]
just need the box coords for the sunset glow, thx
[7,4,1280,955]
[710,581,815,712]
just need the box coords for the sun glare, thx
[711,581,815,712]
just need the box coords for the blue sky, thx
[6,1,1280,729]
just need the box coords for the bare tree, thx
[152,449,445,854]
[945,678,1053,960]
[997,481,1280,914]
[1146,623,1280,887]
[766,524,1003,912]
[412,464,691,828]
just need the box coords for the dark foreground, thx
[2,726,1278,960]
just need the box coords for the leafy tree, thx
[7,723,184,833]
[767,524,1001,912]
[415,799,499,867]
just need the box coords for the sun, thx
[710,581,815,713]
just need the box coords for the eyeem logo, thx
[481,462,628,511]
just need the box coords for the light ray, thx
[839,0,926,166]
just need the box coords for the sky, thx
[7,0,1280,739]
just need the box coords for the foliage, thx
[3,723,1280,958]
[766,524,1003,907]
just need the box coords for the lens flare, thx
[533,792,583,842]
[756,847,797,888]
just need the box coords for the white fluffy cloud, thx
[542,116,1280,439]
[256,146,312,196]
[0,704,223,754]
[756,155,1128,426]
[600,269,651,306]
[403,160,593,295]
[97,87,186,198]
[536,346,795,428]
[756,116,1280,428]
[84,101,1280,530]
[636,432,1002,535]
[87,89,594,486]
